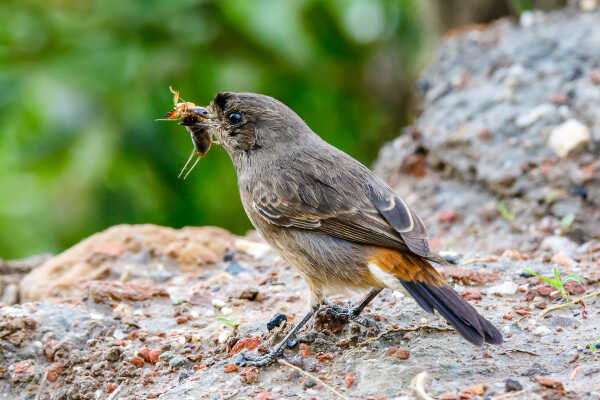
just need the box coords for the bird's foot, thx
[320,299,380,330]
[233,344,287,367]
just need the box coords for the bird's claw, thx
[321,300,381,330]
[233,348,283,367]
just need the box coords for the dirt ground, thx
[2,5,600,400]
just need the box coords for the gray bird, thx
[180,92,503,367]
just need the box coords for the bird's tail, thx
[369,249,503,346]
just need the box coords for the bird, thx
[181,92,503,366]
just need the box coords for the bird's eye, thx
[227,112,242,125]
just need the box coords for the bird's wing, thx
[250,154,438,260]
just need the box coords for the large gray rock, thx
[375,7,600,253]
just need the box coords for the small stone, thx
[516,104,554,127]
[548,119,590,157]
[503,312,514,320]
[299,343,311,357]
[533,325,552,336]
[158,351,173,361]
[223,251,235,262]
[551,252,575,267]
[235,238,271,259]
[501,249,525,260]
[267,314,287,331]
[468,384,486,395]
[396,349,410,360]
[230,337,260,355]
[534,376,563,390]
[461,288,482,301]
[344,372,355,388]
[104,347,122,362]
[138,348,161,364]
[540,236,578,256]
[437,208,458,223]
[129,356,144,367]
[45,362,62,383]
[488,282,518,296]
[168,356,187,369]
[240,366,260,385]
[505,378,523,392]
[315,352,334,362]
[254,393,274,400]
[223,363,238,373]
[225,261,246,276]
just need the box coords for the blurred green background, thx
[0,0,559,259]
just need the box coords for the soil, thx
[2,5,600,400]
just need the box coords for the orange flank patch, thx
[367,247,445,286]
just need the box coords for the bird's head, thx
[184,92,313,157]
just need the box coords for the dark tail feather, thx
[400,280,503,345]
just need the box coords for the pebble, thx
[234,239,271,259]
[515,104,554,127]
[540,236,578,256]
[487,282,518,296]
[551,252,575,267]
[548,119,590,157]
[505,378,523,392]
[533,325,552,336]
[168,356,187,369]
[225,261,246,276]
[267,314,287,331]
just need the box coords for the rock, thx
[85,280,169,302]
[344,372,355,388]
[225,261,246,276]
[44,362,62,383]
[1,284,19,305]
[540,236,578,256]
[223,363,238,373]
[229,337,260,356]
[505,378,523,392]
[548,119,590,157]
[551,252,575,267]
[20,225,236,301]
[267,314,287,331]
[168,356,187,369]
[461,288,482,301]
[533,325,552,336]
[487,282,518,296]
[129,356,144,367]
[234,238,271,259]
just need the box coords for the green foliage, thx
[216,317,236,328]
[0,0,428,258]
[525,267,582,301]
[560,213,575,232]
[496,201,515,222]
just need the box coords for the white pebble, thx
[212,299,226,309]
[549,119,590,157]
[234,238,271,259]
[221,307,233,316]
[487,281,518,296]
[218,331,230,344]
[533,325,552,336]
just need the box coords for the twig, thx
[538,291,600,319]
[410,371,434,400]
[277,359,350,400]
[106,382,125,400]
[35,371,48,400]
[497,348,539,356]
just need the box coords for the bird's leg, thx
[321,288,382,329]
[233,305,318,367]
